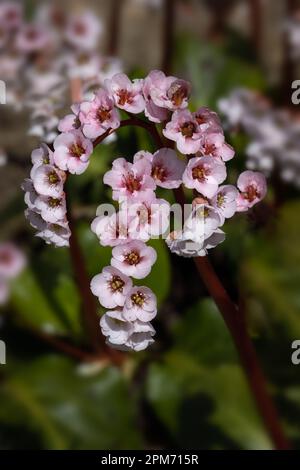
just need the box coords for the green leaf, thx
[172,299,237,365]
[146,352,272,449]
[10,269,68,335]
[0,356,142,450]
[242,201,300,337]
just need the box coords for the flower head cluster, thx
[24,70,267,351]
[0,2,121,143]
[218,87,300,187]
[22,144,71,247]
[0,243,26,306]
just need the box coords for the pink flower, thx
[198,132,235,162]
[105,73,145,114]
[144,70,190,112]
[143,71,169,123]
[236,171,267,212]
[111,241,157,279]
[31,144,54,169]
[16,24,52,53]
[53,130,93,175]
[183,156,227,198]
[123,286,157,322]
[211,185,238,224]
[32,164,66,198]
[35,194,66,223]
[0,2,23,31]
[184,204,222,242]
[100,310,134,346]
[91,212,132,247]
[79,90,120,140]
[36,221,71,248]
[0,243,26,280]
[90,266,132,309]
[124,321,155,351]
[22,178,38,210]
[25,209,46,231]
[133,150,153,163]
[149,148,186,188]
[103,157,156,202]
[163,110,203,154]
[65,11,102,51]
[58,104,81,133]
[126,197,170,241]
[166,228,225,258]
[193,107,222,133]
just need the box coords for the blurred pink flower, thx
[16,24,52,53]
[236,171,267,212]
[0,243,26,280]
[0,2,23,31]
[65,11,102,51]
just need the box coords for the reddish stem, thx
[281,0,298,106]
[107,0,123,56]
[162,0,176,75]
[248,0,263,57]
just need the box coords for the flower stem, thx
[175,188,291,451]
[248,0,263,57]
[162,0,176,75]
[107,0,124,56]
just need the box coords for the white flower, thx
[100,310,134,346]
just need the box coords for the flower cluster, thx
[218,87,300,187]
[0,243,26,306]
[22,144,71,247]
[0,2,121,143]
[24,70,267,351]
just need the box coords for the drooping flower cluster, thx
[0,2,121,143]
[24,70,267,351]
[22,144,71,247]
[0,243,26,306]
[218,87,300,187]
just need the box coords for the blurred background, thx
[1,0,300,450]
